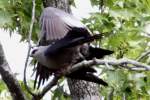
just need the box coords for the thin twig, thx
[107,87,114,100]
[137,50,150,61]
[99,0,104,13]
[24,0,36,96]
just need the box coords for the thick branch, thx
[0,42,27,100]
[67,58,150,73]
[42,0,71,12]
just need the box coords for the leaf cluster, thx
[85,0,150,99]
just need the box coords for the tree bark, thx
[0,42,27,100]
[68,79,101,100]
[42,0,101,99]
[42,0,71,12]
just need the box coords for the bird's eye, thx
[31,49,38,54]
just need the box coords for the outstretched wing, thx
[40,7,87,41]
[33,63,52,89]
[66,67,108,86]
[44,34,102,57]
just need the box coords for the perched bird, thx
[31,33,102,70]
[32,7,113,88]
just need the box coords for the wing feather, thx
[34,63,52,89]
[39,7,86,41]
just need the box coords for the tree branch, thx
[66,58,150,74]
[23,0,36,97]
[137,50,150,61]
[107,87,114,100]
[0,42,27,100]
[31,57,150,99]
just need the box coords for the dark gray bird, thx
[32,7,113,89]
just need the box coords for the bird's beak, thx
[30,47,38,57]
[30,54,33,57]
[30,51,34,57]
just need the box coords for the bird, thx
[31,33,102,70]
[31,7,113,89]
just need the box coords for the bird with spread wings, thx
[31,7,113,89]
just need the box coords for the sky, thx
[71,0,98,18]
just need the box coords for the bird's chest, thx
[35,52,55,68]
[49,46,80,68]
[36,46,81,70]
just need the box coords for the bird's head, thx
[30,48,38,57]
[30,46,48,58]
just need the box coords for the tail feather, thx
[84,73,108,86]
[34,63,52,89]
[66,69,108,86]
[65,34,102,48]
[86,46,113,60]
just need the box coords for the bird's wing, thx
[33,62,51,89]
[44,34,102,57]
[87,46,114,59]
[40,7,86,41]
[66,68,108,86]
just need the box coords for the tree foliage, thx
[0,0,42,41]
[0,0,150,99]
[86,0,150,99]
